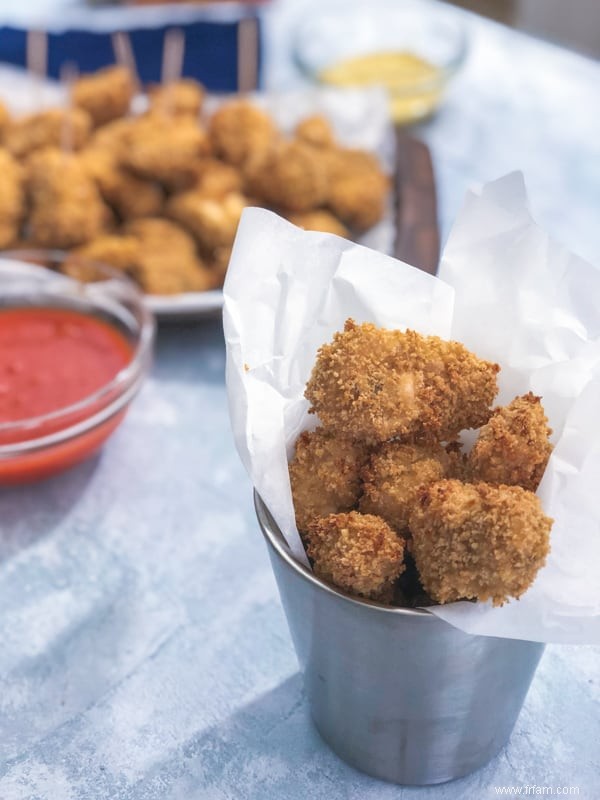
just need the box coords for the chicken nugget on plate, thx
[209,99,276,166]
[147,79,205,118]
[72,65,134,127]
[0,149,26,247]
[287,210,349,238]
[294,114,336,149]
[4,108,91,158]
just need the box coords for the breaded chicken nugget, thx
[4,108,91,158]
[409,480,552,606]
[147,79,205,118]
[289,427,370,533]
[81,147,164,221]
[72,65,134,127]
[27,148,109,248]
[124,217,215,294]
[325,148,389,231]
[0,149,26,247]
[191,159,243,198]
[294,114,336,149]
[288,210,349,238]
[306,511,405,600]
[467,393,553,492]
[305,319,500,444]
[245,140,328,213]
[0,100,11,142]
[209,99,276,166]
[66,234,141,279]
[360,441,455,535]
[166,190,247,251]
[121,115,211,190]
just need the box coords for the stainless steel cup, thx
[255,494,545,786]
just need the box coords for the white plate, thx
[145,289,224,319]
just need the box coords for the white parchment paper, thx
[224,172,600,644]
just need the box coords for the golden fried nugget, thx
[81,147,164,220]
[360,441,454,535]
[467,393,553,492]
[89,116,138,152]
[0,100,11,141]
[148,79,205,118]
[192,159,243,198]
[305,319,500,444]
[288,210,349,238]
[4,108,91,158]
[409,480,552,606]
[306,511,405,601]
[209,99,276,166]
[294,114,336,149]
[121,115,211,190]
[325,148,389,231]
[26,149,109,248]
[72,65,134,127]
[166,190,247,251]
[68,234,141,278]
[245,140,328,213]
[124,217,214,294]
[0,149,26,247]
[289,427,370,533]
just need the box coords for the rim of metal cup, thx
[254,491,434,619]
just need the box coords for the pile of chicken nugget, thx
[289,319,554,607]
[0,65,389,295]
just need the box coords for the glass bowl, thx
[0,251,155,484]
[293,0,468,125]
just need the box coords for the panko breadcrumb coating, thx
[81,147,164,221]
[325,148,389,231]
[72,65,134,127]
[66,234,141,279]
[166,190,247,251]
[4,108,91,158]
[148,79,205,118]
[288,210,349,238]
[192,159,243,198]
[360,441,454,535]
[124,217,216,294]
[0,149,26,247]
[409,480,552,606]
[294,114,336,149]
[0,100,11,141]
[306,511,405,600]
[209,99,276,166]
[121,115,211,190]
[245,140,328,213]
[289,427,370,533]
[467,393,553,492]
[305,319,500,444]
[26,148,109,248]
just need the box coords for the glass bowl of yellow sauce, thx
[293,0,468,125]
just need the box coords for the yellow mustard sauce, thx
[319,51,445,124]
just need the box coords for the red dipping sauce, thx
[0,307,135,483]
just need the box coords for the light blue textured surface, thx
[1,2,599,798]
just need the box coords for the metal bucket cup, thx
[255,494,545,785]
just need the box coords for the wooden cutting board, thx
[393,131,440,276]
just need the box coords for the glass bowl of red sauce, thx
[0,251,155,484]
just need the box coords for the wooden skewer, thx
[161,28,185,117]
[237,17,259,94]
[60,61,78,156]
[112,30,139,96]
[26,29,48,109]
